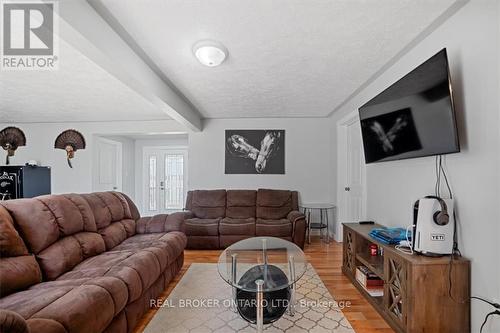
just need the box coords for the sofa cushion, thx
[0,285,75,321]
[56,250,150,303]
[0,206,42,297]
[58,251,130,280]
[220,218,255,236]
[110,232,187,271]
[0,276,128,333]
[0,205,29,257]
[98,221,128,250]
[1,195,98,255]
[55,232,186,304]
[74,232,106,258]
[256,189,293,219]
[37,237,83,281]
[1,195,106,280]
[136,212,189,234]
[0,255,42,297]
[28,277,128,317]
[256,218,292,237]
[81,192,132,229]
[226,190,256,218]
[63,193,98,231]
[0,310,29,333]
[106,251,161,302]
[185,218,220,236]
[136,215,169,234]
[114,232,186,254]
[81,192,136,250]
[120,193,141,221]
[191,190,226,218]
[27,318,67,333]
[30,285,116,333]
[36,232,106,280]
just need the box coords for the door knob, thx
[344,187,350,191]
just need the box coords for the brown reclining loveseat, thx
[184,189,306,249]
[0,192,187,333]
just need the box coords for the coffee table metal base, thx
[218,237,307,332]
[232,264,296,331]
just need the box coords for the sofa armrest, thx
[287,210,306,249]
[136,211,194,234]
[0,310,29,333]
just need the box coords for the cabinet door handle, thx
[345,187,351,191]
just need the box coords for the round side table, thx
[300,203,336,244]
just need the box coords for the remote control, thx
[359,220,375,225]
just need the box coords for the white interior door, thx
[337,111,367,240]
[143,147,188,214]
[93,138,122,192]
[345,120,365,221]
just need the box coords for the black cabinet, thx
[0,165,51,200]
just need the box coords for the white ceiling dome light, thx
[193,40,228,67]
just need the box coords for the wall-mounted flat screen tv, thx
[358,48,460,164]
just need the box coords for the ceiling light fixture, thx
[193,40,228,67]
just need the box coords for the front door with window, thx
[143,148,188,214]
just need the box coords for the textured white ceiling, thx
[100,0,459,118]
[0,39,170,123]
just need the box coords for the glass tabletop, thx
[217,237,308,292]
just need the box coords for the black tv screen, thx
[358,49,460,164]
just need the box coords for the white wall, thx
[189,118,333,205]
[0,120,186,199]
[330,1,500,331]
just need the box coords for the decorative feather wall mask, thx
[0,127,26,165]
[54,129,86,168]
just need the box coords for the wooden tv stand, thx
[342,223,470,333]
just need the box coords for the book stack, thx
[355,266,384,297]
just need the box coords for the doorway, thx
[142,147,188,214]
[93,137,123,192]
[336,110,367,240]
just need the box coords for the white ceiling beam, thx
[55,0,203,131]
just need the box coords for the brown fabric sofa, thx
[0,192,187,333]
[184,189,306,249]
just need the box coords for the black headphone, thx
[424,196,450,225]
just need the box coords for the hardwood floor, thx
[133,237,394,333]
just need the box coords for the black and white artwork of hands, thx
[225,130,285,174]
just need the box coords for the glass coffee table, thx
[217,237,308,332]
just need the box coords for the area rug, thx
[144,263,354,332]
